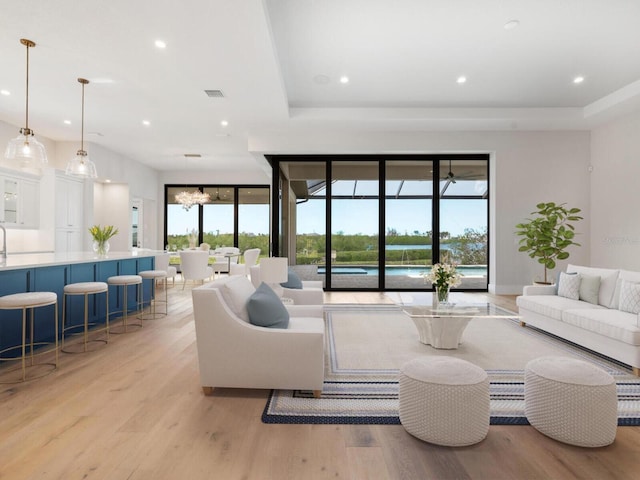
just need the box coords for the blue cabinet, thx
[0,255,155,356]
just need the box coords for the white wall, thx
[590,110,640,270]
[250,130,592,294]
[93,183,130,252]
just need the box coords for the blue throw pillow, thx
[280,268,303,289]
[247,282,290,329]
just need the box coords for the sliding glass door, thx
[269,155,489,291]
[385,161,433,288]
[330,161,379,289]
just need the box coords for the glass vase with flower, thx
[89,225,119,256]
[423,262,462,307]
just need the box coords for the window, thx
[164,185,270,254]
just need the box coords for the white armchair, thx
[229,248,261,276]
[250,263,324,305]
[191,276,325,396]
[179,250,213,289]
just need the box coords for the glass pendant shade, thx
[65,150,98,178]
[4,39,48,169]
[4,130,48,168]
[65,78,97,179]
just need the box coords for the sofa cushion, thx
[247,282,290,329]
[281,268,303,289]
[220,275,255,322]
[567,265,620,308]
[557,272,581,300]
[517,294,602,321]
[619,280,640,314]
[579,274,601,305]
[562,308,640,346]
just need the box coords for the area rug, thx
[262,304,640,425]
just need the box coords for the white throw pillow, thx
[557,272,581,300]
[566,265,619,307]
[618,280,640,314]
[578,274,601,305]
[220,275,256,322]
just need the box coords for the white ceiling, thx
[1,0,640,172]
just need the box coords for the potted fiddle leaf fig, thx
[515,202,583,284]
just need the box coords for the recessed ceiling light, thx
[504,20,520,30]
[339,75,349,84]
[155,40,167,49]
[0,89,10,96]
[573,76,585,84]
[142,120,151,126]
[105,179,111,183]
[220,120,229,127]
[457,76,467,84]
[63,120,71,125]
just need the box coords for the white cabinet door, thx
[0,173,40,228]
[18,178,39,228]
[55,176,84,229]
[55,229,83,253]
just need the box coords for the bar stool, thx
[107,275,142,333]
[61,282,109,353]
[138,270,168,320]
[0,291,59,383]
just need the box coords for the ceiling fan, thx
[445,159,457,184]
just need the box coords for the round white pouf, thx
[524,356,617,447]
[399,356,489,446]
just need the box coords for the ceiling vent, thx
[184,153,201,158]
[204,89,225,98]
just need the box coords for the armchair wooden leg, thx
[313,390,322,398]
[633,367,639,377]
[520,321,526,327]
[202,386,214,396]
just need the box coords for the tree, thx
[451,228,488,266]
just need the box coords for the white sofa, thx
[249,264,324,305]
[191,276,325,396]
[516,264,640,375]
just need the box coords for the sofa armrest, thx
[285,304,324,318]
[283,287,324,305]
[523,284,557,296]
[302,280,323,289]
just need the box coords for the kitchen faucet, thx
[0,224,6,260]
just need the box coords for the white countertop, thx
[0,250,163,271]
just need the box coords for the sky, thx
[168,199,487,237]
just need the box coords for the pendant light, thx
[4,39,48,168]
[65,78,97,178]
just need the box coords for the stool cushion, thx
[399,357,489,447]
[108,275,142,285]
[0,291,57,308]
[139,270,168,279]
[524,356,617,447]
[64,282,108,294]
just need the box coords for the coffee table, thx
[386,292,517,349]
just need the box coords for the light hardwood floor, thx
[1,285,639,480]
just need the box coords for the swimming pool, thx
[317,266,487,276]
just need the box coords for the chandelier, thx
[175,189,210,211]
[4,39,48,169]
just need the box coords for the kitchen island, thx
[0,250,161,357]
